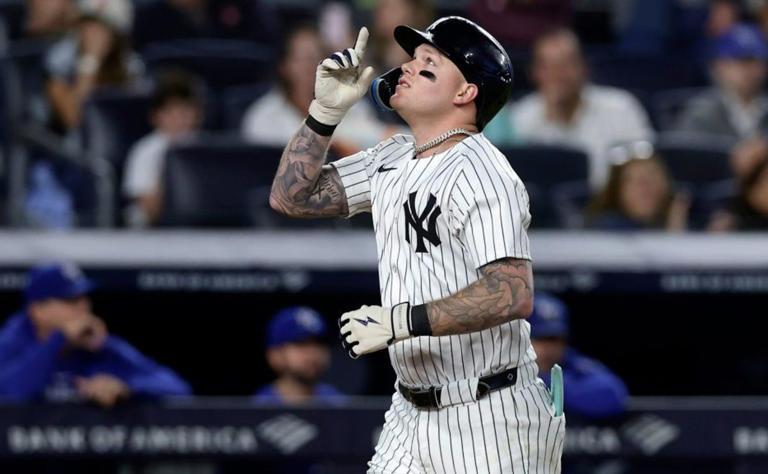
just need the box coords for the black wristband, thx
[305,114,337,137]
[410,304,432,337]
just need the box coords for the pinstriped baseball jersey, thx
[330,132,537,390]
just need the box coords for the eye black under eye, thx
[419,70,436,81]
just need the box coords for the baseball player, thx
[269,16,565,473]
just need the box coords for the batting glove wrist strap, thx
[390,302,412,341]
[409,304,432,337]
[305,113,337,136]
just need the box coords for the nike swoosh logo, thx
[377,164,397,173]
[354,316,379,326]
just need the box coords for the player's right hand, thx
[61,315,108,352]
[308,27,376,126]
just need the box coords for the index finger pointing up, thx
[354,27,370,58]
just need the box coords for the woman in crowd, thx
[45,0,143,135]
[710,150,768,231]
[587,141,690,231]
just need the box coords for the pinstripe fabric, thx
[368,380,566,473]
[330,134,536,388]
[331,133,562,473]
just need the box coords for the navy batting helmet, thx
[370,16,513,131]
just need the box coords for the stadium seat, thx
[589,52,707,94]
[219,83,272,130]
[0,57,15,145]
[696,178,736,217]
[0,41,49,223]
[0,58,12,216]
[82,87,154,170]
[651,87,708,131]
[655,133,736,228]
[143,39,274,91]
[161,136,332,228]
[0,0,25,43]
[2,39,49,125]
[500,145,589,228]
[80,87,154,224]
[655,132,734,187]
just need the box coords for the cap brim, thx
[61,279,94,299]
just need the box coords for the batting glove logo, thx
[354,316,380,326]
[338,304,413,359]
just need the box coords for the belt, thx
[398,367,518,409]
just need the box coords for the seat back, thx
[161,136,283,227]
[501,145,589,228]
[143,39,274,91]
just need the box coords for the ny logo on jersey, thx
[403,191,441,253]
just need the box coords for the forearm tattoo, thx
[269,123,349,217]
[426,258,534,336]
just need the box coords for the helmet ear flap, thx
[370,67,402,111]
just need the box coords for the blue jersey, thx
[540,348,628,418]
[0,311,192,401]
[252,382,345,405]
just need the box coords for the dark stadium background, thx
[1,0,768,473]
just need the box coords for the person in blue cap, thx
[674,22,768,139]
[253,306,343,405]
[530,293,628,419]
[0,262,191,407]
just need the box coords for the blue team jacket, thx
[0,311,192,401]
[252,383,345,405]
[539,348,629,419]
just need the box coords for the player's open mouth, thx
[397,78,411,88]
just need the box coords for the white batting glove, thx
[308,27,376,127]
[339,303,412,358]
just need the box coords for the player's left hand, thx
[309,27,376,126]
[339,303,412,358]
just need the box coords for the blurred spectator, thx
[24,0,76,41]
[132,0,276,51]
[707,0,742,39]
[730,136,768,178]
[468,0,571,48]
[729,153,768,229]
[370,0,433,72]
[241,25,397,155]
[710,149,768,230]
[530,293,628,419]
[24,161,76,229]
[587,141,690,231]
[488,28,653,189]
[673,23,768,140]
[319,1,356,53]
[253,307,343,405]
[0,262,191,406]
[123,70,204,228]
[751,0,768,37]
[44,0,144,134]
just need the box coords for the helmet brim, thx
[394,25,449,61]
[394,25,471,85]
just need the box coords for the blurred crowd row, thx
[1,0,768,231]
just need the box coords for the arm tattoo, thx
[269,123,349,217]
[425,258,534,336]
